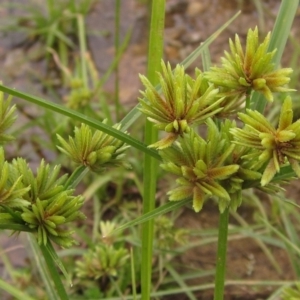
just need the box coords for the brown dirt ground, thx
[1,0,300,299]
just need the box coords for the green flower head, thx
[57,122,129,173]
[11,158,86,247]
[160,120,239,212]
[206,27,293,101]
[76,244,129,279]
[231,96,300,186]
[139,60,223,149]
[0,147,30,208]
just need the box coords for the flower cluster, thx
[0,145,86,247]
[231,96,300,186]
[160,120,240,212]
[75,244,128,279]
[76,220,128,280]
[0,148,31,210]
[57,122,129,173]
[206,27,293,101]
[136,27,298,213]
[14,159,86,247]
[139,60,222,149]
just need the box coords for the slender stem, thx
[214,206,230,300]
[28,235,60,300]
[40,242,69,300]
[114,0,121,120]
[0,278,35,300]
[77,14,88,89]
[130,248,137,300]
[245,90,251,110]
[46,0,55,18]
[141,1,165,300]
[65,165,90,189]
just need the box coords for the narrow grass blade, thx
[279,197,300,276]
[260,217,300,256]
[214,207,230,300]
[141,1,165,299]
[180,11,241,69]
[0,84,160,161]
[39,240,70,300]
[114,0,121,120]
[283,199,300,209]
[165,264,197,300]
[77,14,88,88]
[64,165,90,189]
[201,44,212,71]
[0,278,35,300]
[28,234,59,300]
[130,248,138,300]
[251,0,300,112]
[114,199,190,233]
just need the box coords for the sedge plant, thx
[0,1,300,299]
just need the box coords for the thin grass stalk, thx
[58,17,69,87]
[64,165,89,189]
[230,209,281,274]
[130,248,138,300]
[201,44,211,71]
[251,0,299,113]
[100,280,300,300]
[141,1,165,299]
[46,0,55,18]
[39,241,69,300]
[0,248,15,281]
[77,14,88,89]
[0,84,160,160]
[166,264,197,300]
[0,278,35,300]
[114,0,121,120]
[201,35,230,299]
[28,234,60,300]
[213,206,229,300]
[279,199,300,276]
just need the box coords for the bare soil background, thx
[1,1,300,299]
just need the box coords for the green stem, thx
[214,206,230,300]
[65,165,90,189]
[141,1,165,300]
[77,14,88,89]
[245,90,251,110]
[46,0,55,18]
[28,235,60,300]
[40,242,69,300]
[0,278,35,300]
[114,0,121,120]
